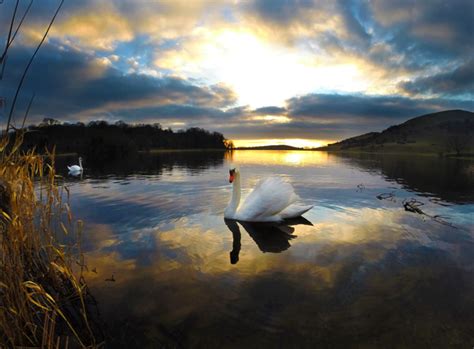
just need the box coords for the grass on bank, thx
[0,133,101,348]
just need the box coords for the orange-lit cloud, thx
[1,0,471,145]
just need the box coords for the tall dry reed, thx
[0,132,101,348]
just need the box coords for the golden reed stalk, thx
[0,132,101,348]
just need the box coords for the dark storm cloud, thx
[218,93,473,140]
[336,0,371,45]
[250,0,314,24]
[333,0,474,79]
[2,42,237,124]
[218,119,371,140]
[286,93,473,121]
[372,0,474,61]
[287,94,428,119]
[399,59,474,97]
[2,0,473,140]
[99,105,257,129]
[3,38,472,140]
[219,113,439,140]
[186,92,472,141]
[103,104,227,121]
[253,106,287,115]
[71,74,236,110]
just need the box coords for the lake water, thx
[56,150,474,348]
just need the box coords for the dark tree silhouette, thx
[443,118,473,155]
[19,120,233,160]
[446,133,471,156]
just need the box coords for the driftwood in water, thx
[374,191,459,229]
[402,198,457,228]
[376,192,396,201]
[403,198,424,214]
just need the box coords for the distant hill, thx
[236,145,302,150]
[319,110,474,155]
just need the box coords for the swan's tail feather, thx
[67,166,72,171]
[279,204,313,219]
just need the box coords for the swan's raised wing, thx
[237,177,299,222]
[279,204,313,219]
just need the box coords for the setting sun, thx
[232,138,330,149]
[158,29,371,108]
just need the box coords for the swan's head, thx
[228,166,239,183]
[78,157,82,161]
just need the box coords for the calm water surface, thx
[57,150,474,348]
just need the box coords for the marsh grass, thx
[0,132,101,348]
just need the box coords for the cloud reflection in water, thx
[62,150,473,347]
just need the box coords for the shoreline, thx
[316,149,474,159]
[53,148,229,157]
[234,147,474,159]
[52,148,474,160]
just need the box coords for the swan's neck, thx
[79,158,83,169]
[225,173,241,218]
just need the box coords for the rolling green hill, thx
[319,110,474,156]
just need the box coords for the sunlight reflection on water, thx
[56,150,474,348]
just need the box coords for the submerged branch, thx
[374,191,459,229]
[403,198,424,214]
[376,192,396,201]
[402,198,458,229]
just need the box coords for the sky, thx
[1,0,473,147]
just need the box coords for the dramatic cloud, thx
[253,106,287,115]
[399,59,474,97]
[1,0,472,144]
[288,94,441,119]
[250,0,315,25]
[223,93,473,140]
[2,43,237,125]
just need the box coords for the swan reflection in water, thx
[224,217,313,264]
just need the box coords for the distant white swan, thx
[67,157,83,173]
[224,167,313,222]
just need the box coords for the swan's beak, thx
[229,168,235,183]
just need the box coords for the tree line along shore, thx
[17,118,233,162]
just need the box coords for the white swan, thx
[67,157,83,173]
[224,167,313,222]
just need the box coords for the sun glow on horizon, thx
[232,138,332,149]
[156,30,371,107]
[228,148,331,166]
[248,115,292,123]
